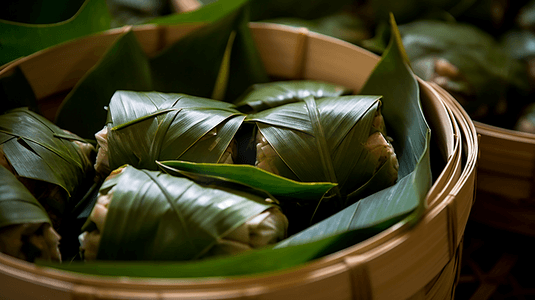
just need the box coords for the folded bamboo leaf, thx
[0,165,50,229]
[0,0,111,66]
[41,226,370,278]
[79,165,285,261]
[157,160,337,200]
[246,95,395,199]
[0,165,61,262]
[43,222,383,278]
[234,80,352,113]
[276,14,432,246]
[96,91,245,174]
[0,108,95,226]
[55,30,153,139]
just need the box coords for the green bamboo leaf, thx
[40,227,371,278]
[234,80,352,113]
[0,107,94,253]
[0,165,50,228]
[105,91,244,171]
[94,166,273,261]
[246,95,384,197]
[55,30,153,139]
[150,1,269,101]
[157,160,337,200]
[276,14,432,247]
[0,108,94,203]
[0,0,111,66]
[212,31,237,100]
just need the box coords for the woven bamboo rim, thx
[0,23,478,300]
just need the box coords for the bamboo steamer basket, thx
[0,23,478,300]
[468,120,535,236]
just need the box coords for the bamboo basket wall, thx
[469,121,535,236]
[0,23,478,300]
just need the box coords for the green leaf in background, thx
[234,80,353,113]
[55,0,268,140]
[54,30,153,140]
[157,160,337,201]
[0,0,111,66]
[150,1,269,101]
[92,166,274,260]
[276,14,432,247]
[0,66,39,114]
[399,19,530,123]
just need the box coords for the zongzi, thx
[94,91,245,177]
[0,108,95,229]
[79,165,288,261]
[248,94,399,203]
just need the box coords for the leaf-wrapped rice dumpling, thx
[248,94,399,205]
[234,80,352,113]
[79,165,288,261]
[0,108,95,229]
[0,165,61,262]
[94,91,245,176]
